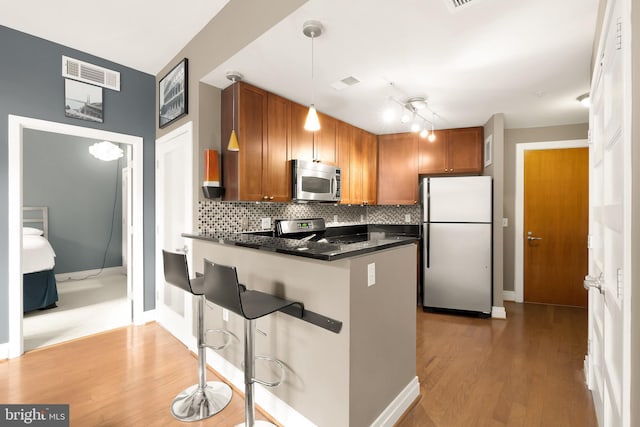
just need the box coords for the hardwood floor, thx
[399,302,597,427]
[0,302,597,427]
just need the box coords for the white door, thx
[155,122,194,346]
[586,0,628,425]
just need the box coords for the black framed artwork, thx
[159,58,188,128]
[65,79,103,123]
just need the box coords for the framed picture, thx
[65,79,103,123]
[159,58,188,128]
[484,135,493,167]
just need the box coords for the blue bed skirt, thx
[23,269,58,313]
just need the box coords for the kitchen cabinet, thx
[336,121,352,204]
[289,102,337,164]
[222,82,290,201]
[377,133,419,205]
[348,128,377,205]
[418,127,484,175]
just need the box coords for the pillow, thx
[23,227,44,236]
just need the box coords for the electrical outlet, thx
[404,214,411,223]
[261,217,271,230]
[333,214,338,223]
[222,308,229,322]
[367,263,376,286]
[241,217,249,230]
[502,218,509,227]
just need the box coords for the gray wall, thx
[23,130,122,274]
[484,114,505,308]
[502,124,589,292]
[0,25,156,343]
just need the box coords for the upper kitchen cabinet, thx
[349,128,377,205]
[222,82,290,202]
[378,133,419,205]
[336,121,352,204]
[289,102,337,164]
[419,127,484,175]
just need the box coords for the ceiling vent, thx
[447,0,477,11]
[331,75,361,91]
[62,56,120,91]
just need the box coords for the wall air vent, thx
[62,56,120,91]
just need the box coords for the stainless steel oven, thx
[291,159,341,203]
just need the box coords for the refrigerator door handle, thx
[426,222,430,268]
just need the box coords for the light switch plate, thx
[261,217,271,230]
[502,218,509,227]
[367,263,376,286]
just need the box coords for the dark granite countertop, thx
[183,228,418,261]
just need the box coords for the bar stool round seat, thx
[203,259,302,427]
[162,250,233,422]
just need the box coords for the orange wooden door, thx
[523,148,589,306]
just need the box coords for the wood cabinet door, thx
[265,94,291,201]
[447,127,483,174]
[349,129,364,204]
[418,130,448,174]
[378,133,418,205]
[336,121,352,204]
[238,83,268,201]
[362,131,378,205]
[289,101,315,161]
[315,113,337,164]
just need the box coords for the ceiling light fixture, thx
[577,93,590,108]
[89,141,123,161]
[383,82,438,140]
[226,71,242,151]
[303,20,323,132]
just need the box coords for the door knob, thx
[584,274,604,294]
[527,231,542,241]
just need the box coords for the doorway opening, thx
[8,115,144,358]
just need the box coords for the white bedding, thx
[22,234,56,274]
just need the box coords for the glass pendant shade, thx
[227,129,240,151]
[304,105,321,131]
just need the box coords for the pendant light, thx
[226,71,242,151]
[303,20,323,131]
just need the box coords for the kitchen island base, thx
[190,239,418,426]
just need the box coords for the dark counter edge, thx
[183,232,418,261]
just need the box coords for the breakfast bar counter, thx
[186,231,419,426]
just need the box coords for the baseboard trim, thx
[491,306,507,319]
[0,342,8,360]
[55,266,125,281]
[205,348,316,427]
[371,376,421,427]
[136,309,156,325]
[503,290,516,301]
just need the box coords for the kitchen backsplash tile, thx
[198,201,422,232]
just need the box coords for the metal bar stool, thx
[203,259,303,427]
[162,250,233,422]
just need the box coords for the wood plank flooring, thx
[398,302,597,427]
[0,302,596,427]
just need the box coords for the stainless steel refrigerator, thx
[421,176,492,316]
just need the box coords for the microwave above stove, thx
[291,159,341,203]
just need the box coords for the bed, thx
[22,206,58,312]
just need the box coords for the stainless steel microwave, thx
[291,159,341,203]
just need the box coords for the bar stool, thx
[203,259,303,427]
[162,250,233,422]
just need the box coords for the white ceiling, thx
[1,0,598,133]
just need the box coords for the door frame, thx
[514,139,588,303]
[7,115,144,358]
[154,121,195,348]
